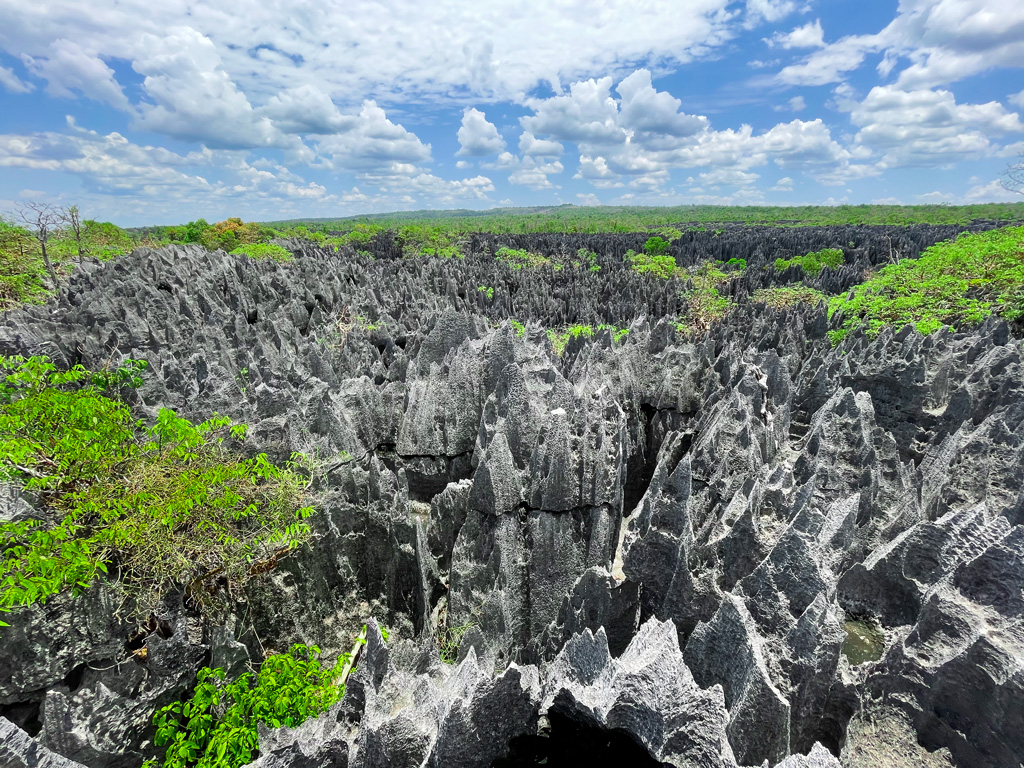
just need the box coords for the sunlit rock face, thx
[0,224,1021,768]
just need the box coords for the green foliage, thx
[642,236,670,256]
[627,249,678,279]
[495,246,554,270]
[649,227,682,241]
[724,257,747,271]
[0,356,313,621]
[828,226,1024,341]
[438,622,474,665]
[574,248,601,272]
[149,642,354,768]
[774,247,844,275]
[676,287,734,337]
[398,225,463,258]
[544,323,628,355]
[263,202,1024,235]
[229,243,294,263]
[508,319,526,338]
[477,286,494,300]
[751,286,827,309]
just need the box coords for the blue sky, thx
[0,0,1022,226]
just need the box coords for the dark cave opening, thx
[492,710,663,768]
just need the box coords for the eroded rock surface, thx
[0,225,1020,767]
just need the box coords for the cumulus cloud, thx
[132,27,286,149]
[518,131,564,157]
[315,101,431,173]
[509,158,564,190]
[1010,90,1024,109]
[770,176,794,191]
[0,0,749,107]
[846,85,1024,167]
[24,39,128,109]
[767,19,825,49]
[0,65,33,94]
[745,0,803,27]
[259,85,354,135]
[776,0,1024,89]
[456,108,505,156]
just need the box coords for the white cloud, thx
[769,176,794,191]
[0,65,33,94]
[775,95,807,112]
[745,0,802,27]
[776,0,1024,89]
[132,27,286,149]
[314,101,432,173]
[576,192,601,205]
[846,85,1024,167]
[259,85,353,135]
[522,77,625,145]
[964,179,1022,202]
[699,168,760,188]
[456,108,505,156]
[518,131,564,157]
[0,128,213,195]
[0,1,746,108]
[509,158,564,190]
[1010,90,1024,109]
[616,69,709,141]
[24,39,128,109]
[767,19,825,49]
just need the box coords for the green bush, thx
[0,356,313,622]
[751,286,827,309]
[642,236,670,256]
[627,250,678,279]
[495,246,553,270]
[229,243,293,263]
[828,226,1024,342]
[774,247,844,275]
[147,637,384,768]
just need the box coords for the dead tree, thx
[63,205,84,261]
[17,203,62,290]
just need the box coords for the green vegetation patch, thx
[0,356,313,622]
[495,246,555,270]
[229,243,294,263]
[147,635,386,768]
[627,250,678,279]
[775,247,844,275]
[828,225,1024,344]
[751,286,827,309]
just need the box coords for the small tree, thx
[63,205,84,261]
[1003,154,1024,195]
[16,203,62,290]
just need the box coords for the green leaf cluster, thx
[751,286,827,309]
[228,243,294,263]
[827,225,1024,343]
[774,247,844,275]
[626,249,678,279]
[0,356,313,621]
[148,643,352,768]
[495,246,555,270]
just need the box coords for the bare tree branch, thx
[62,205,84,262]
[1002,155,1024,196]
[16,202,63,291]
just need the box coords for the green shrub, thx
[774,247,844,275]
[642,236,670,256]
[676,287,734,336]
[147,636,386,768]
[828,226,1024,341]
[508,319,526,337]
[575,248,601,272]
[477,286,494,300]
[627,249,678,279]
[229,243,293,263]
[495,246,553,270]
[0,356,313,622]
[751,286,827,309]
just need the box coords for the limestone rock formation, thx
[0,224,1020,767]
